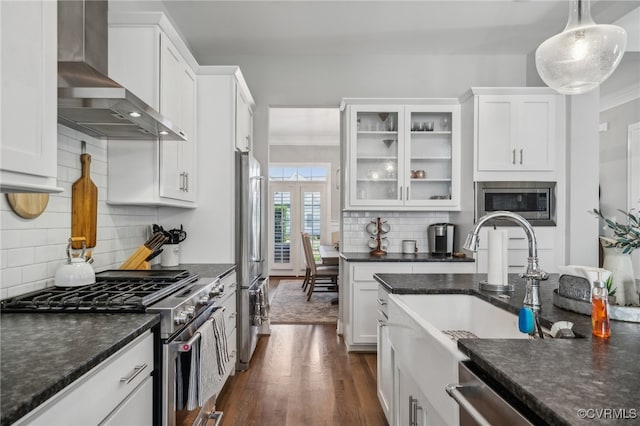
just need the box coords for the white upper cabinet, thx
[0,0,61,193]
[342,99,461,211]
[235,87,254,152]
[108,13,197,206]
[469,88,565,181]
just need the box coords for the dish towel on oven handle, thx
[198,307,229,406]
[186,339,200,411]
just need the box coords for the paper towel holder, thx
[479,281,515,292]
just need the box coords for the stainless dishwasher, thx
[446,362,541,426]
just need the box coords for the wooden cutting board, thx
[6,193,49,219]
[72,153,98,249]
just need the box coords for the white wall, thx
[600,98,640,278]
[565,91,601,267]
[0,126,158,298]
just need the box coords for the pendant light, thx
[535,0,627,95]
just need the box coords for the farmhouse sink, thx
[394,294,529,343]
[388,294,532,425]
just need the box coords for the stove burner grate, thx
[0,272,199,312]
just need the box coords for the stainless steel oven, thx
[475,181,556,226]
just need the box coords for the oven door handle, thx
[446,384,492,426]
[174,306,226,352]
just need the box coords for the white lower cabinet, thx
[396,366,444,426]
[377,286,393,423]
[101,376,153,426]
[17,331,154,426]
[389,296,453,425]
[344,261,475,351]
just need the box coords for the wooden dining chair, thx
[301,233,338,301]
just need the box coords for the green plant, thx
[592,208,640,254]
[605,275,616,297]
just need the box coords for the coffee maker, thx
[428,223,455,256]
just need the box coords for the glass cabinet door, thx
[404,107,457,206]
[349,106,404,206]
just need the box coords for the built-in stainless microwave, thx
[475,181,556,226]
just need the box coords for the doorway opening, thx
[268,165,329,277]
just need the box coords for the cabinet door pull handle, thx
[185,172,189,192]
[400,186,403,201]
[376,298,388,306]
[377,318,387,327]
[336,168,340,190]
[120,363,148,384]
[519,149,523,165]
[406,186,409,201]
[512,149,516,165]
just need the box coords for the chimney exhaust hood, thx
[57,0,186,141]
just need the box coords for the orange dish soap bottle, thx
[591,273,611,339]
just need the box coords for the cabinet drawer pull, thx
[377,318,388,327]
[509,237,526,240]
[120,363,148,384]
[376,298,388,306]
[228,312,237,319]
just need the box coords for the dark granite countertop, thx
[340,252,475,263]
[374,273,640,425]
[0,313,160,426]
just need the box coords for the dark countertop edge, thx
[340,252,475,262]
[456,345,571,426]
[0,315,160,426]
[152,263,236,279]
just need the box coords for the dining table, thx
[319,244,339,265]
[319,244,340,304]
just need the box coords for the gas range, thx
[0,270,199,313]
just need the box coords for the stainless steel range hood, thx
[57,0,186,141]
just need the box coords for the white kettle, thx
[55,238,95,287]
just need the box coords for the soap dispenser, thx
[591,273,611,339]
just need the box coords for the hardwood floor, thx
[216,324,387,426]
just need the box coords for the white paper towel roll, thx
[487,229,508,285]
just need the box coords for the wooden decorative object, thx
[71,153,98,249]
[6,193,49,219]
[369,217,388,256]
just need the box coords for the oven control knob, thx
[174,311,188,325]
[197,295,210,305]
[184,306,196,319]
[209,286,224,298]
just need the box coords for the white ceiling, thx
[157,0,639,59]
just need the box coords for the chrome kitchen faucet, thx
[464,211,549,312]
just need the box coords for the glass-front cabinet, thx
[344,100,460,210]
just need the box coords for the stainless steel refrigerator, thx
[236,151,269,370]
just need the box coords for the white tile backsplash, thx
[341,210,451,253]
[0,125,160,298]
